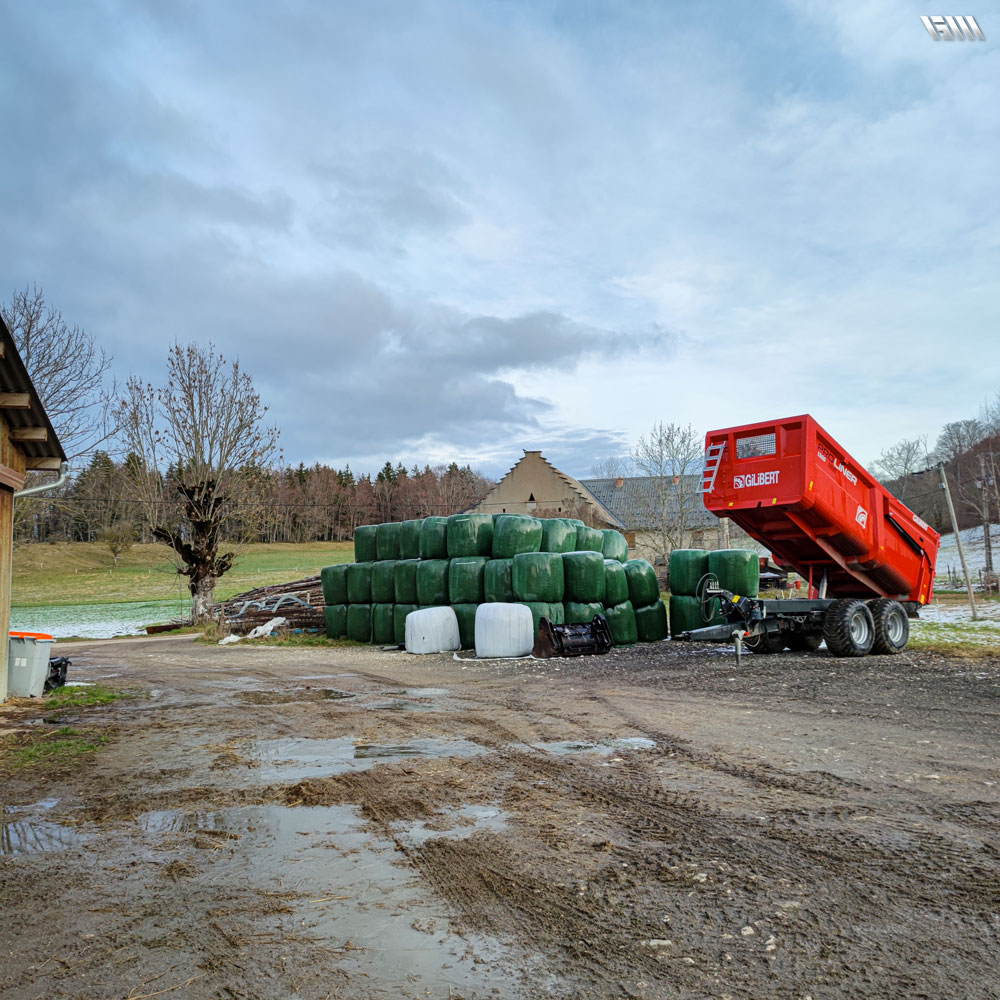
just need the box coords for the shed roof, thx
[0,315,66,465]
[578,475,717,531]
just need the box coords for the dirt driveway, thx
[2,635,999,999]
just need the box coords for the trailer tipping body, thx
[702,414,939,605]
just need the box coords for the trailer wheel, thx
[788,631,823,652]
[823,599,875,657]
[744,631,785,654]
[868,598,909,654]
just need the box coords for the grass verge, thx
[1,726,112,772]
[12,540,353,606]
[44,684,135,709]
[908,620,1000,658]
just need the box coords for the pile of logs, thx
[210,575,325,634]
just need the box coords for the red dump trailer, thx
[678,414,940,657]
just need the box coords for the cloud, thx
[0,0,995,482]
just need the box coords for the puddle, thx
[353,739,482,760]
[321,689,355,700]
[369,699,438,712]
[535,736,657,756]
[246,737,485,782]
[394,803,509,848]
[64,681,94,688]
[1,800,89,856]
[136,803,521,994]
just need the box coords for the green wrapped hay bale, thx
[669,549,710,597]
[452,604,478,650]
[321,564,349,606]
[393,559,419,604]
[449,556,488,605]
[567,518,586,529]
[708,549,760,597]
[636,600,668,642]
[575,526,605,552]
[603,559,629,607]
[669,594,724,637]
[484,558,514,603]
[347,562,373,604]
[604,601,637,645]
[354,524,378,563]
[399,519,423,560]
[324,604,348,639]
[376,522,401,561]
[393,604,417,645]
[446,513,494,557]
[346,603,372,642]
[419,516,449,560]
[624,559,660,608]
[371,560,396,604]
[520,601,563,638]
[512,552,564,603]
[564,601,604,624]
[492,514,543,558]
[540,518,577,553]
[416,559,450,606]
[562,550,606,603]
[601,529,629,563]
[372,603,396,644]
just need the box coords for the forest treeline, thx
[14,456,495,546]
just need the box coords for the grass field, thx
[11,541,353,607]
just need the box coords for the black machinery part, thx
[44,656,71,692]
[533,616,614,658]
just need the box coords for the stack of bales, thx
[321,513,668,649]
[668,548,760,637]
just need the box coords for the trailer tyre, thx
[868,598,909,654]
[788,631,823,652]
[823,599,875,657]
[744,631,785,654]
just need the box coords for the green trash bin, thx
[8,632,56,698]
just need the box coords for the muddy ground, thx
[1,635,998,999]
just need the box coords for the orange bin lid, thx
[9,631,55,641]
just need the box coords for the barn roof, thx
[0,315,66,465]
[578,475,717,531]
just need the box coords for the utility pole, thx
[979,453,994,576]
[939,463,978,620]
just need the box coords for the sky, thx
[0,0,996,480]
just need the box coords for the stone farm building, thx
[470,449,734,566]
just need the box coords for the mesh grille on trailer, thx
[736,432,776,458]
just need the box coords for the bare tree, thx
[590,455,632,479]
[629,421,702,565]
[869,437,929,502]
[1,284,114,459]
[117,343,280,621]
[935,420,984,463]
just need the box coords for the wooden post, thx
[939,463,977,620]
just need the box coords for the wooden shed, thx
[0,315,66,702]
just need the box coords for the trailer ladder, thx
[700,442,726,494]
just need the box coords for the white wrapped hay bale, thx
[404,606,461,654]
[474,602,534,658]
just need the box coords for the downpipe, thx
[14,462,70,498]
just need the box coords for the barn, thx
[0,315,66,702]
